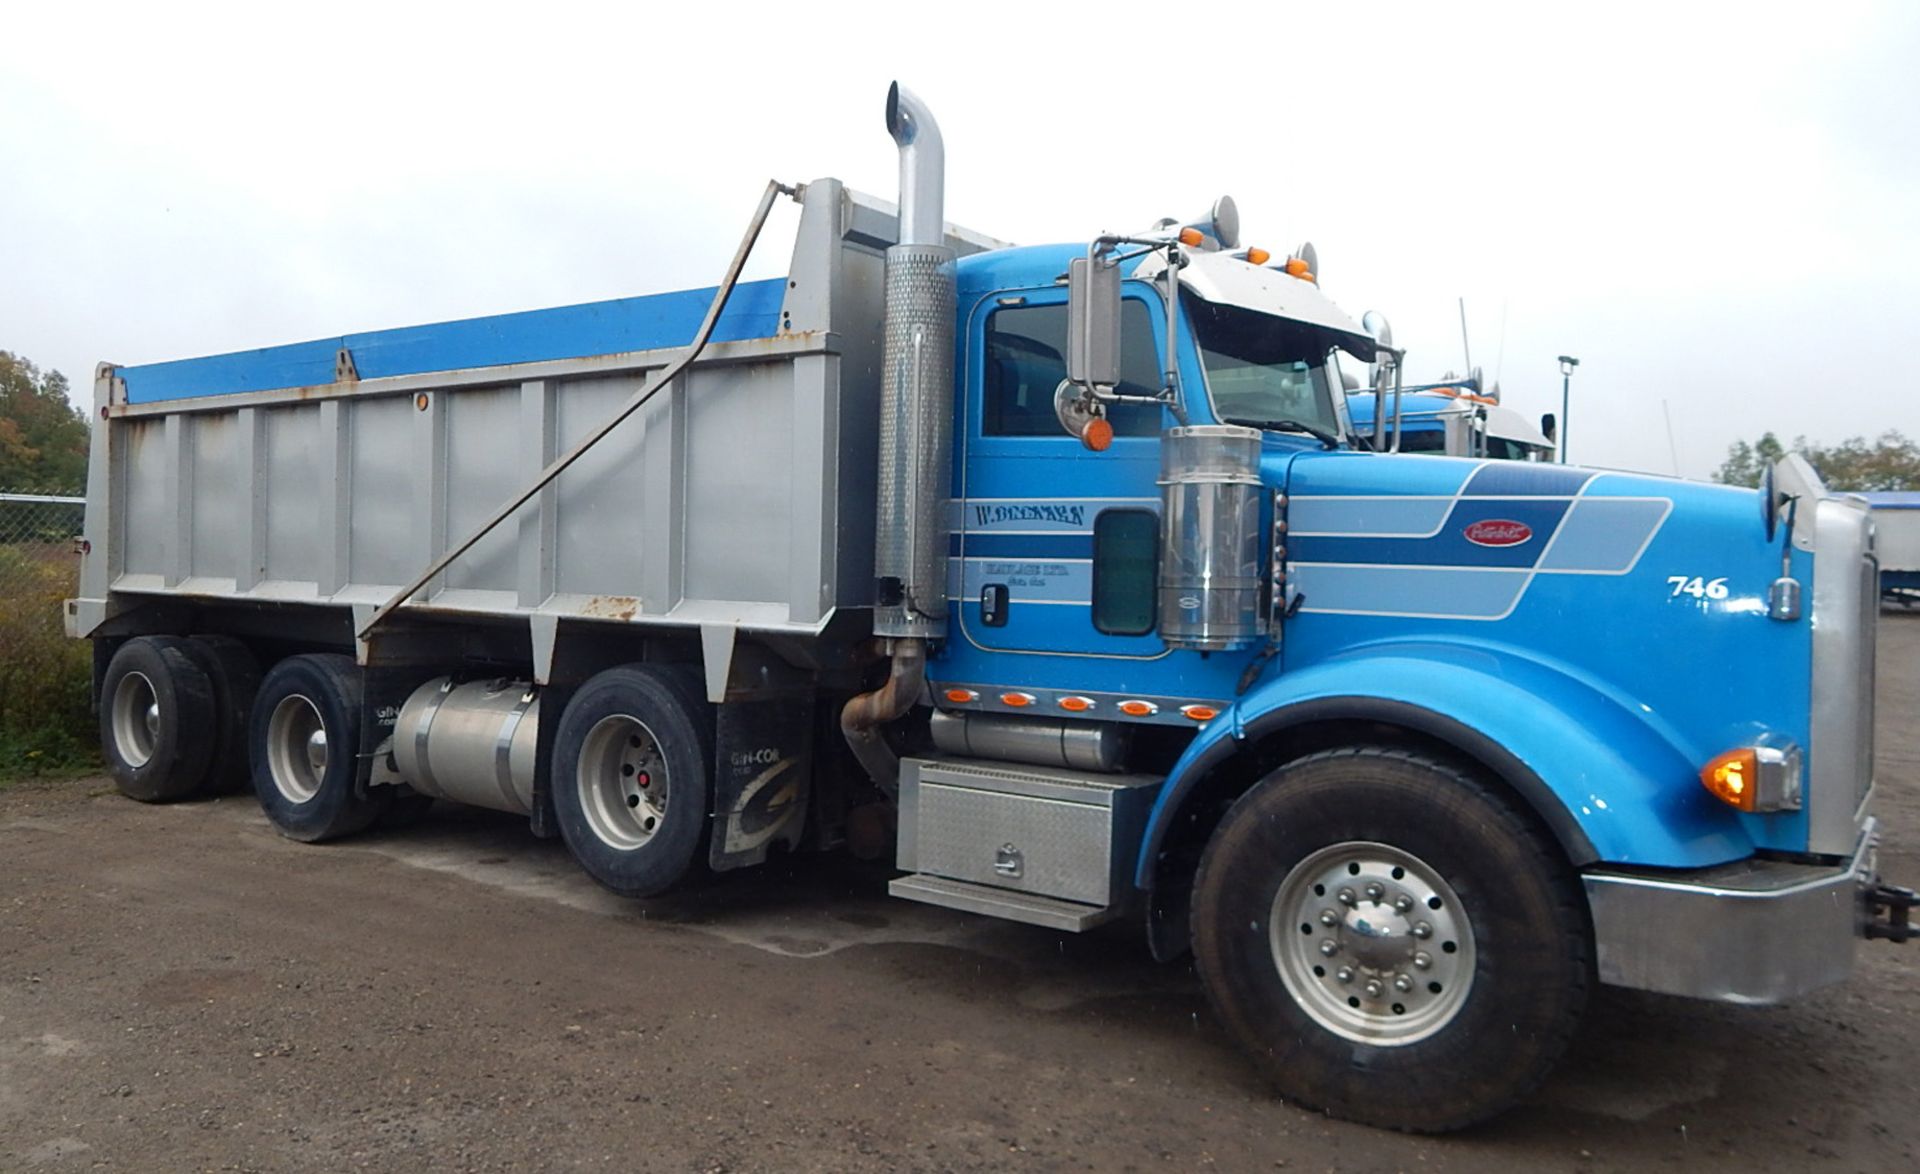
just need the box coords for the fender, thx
[1135,638,1763,892]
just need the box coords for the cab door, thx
[950,286,1172,661]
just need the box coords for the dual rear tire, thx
[248,653,390,842]
[100,635,258,802]
[100,642,714,895]
[549,665,714,898]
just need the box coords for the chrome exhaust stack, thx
[847,81,958,794]
[873,81,956,640]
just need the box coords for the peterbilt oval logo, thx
[1464,519,1533,547]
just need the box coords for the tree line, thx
[1,352,88,492]
[1714,431,1920,492]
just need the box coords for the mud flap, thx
[709,694,813,872]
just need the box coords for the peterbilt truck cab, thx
[1348,383,1556,460]
[70,82,1912,1133]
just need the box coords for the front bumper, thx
[1583,817,1888,1004]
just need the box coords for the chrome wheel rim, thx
[110,671,160,768]
[266,694,328,804]
[1270,840,1476,1045]
[577,714,669,851]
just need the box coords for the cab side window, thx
[983,301,1164,437]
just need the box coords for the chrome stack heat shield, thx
[873,82,956,640]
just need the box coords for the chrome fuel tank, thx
[393,677,541,815]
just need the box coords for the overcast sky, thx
[3,1,1914,479]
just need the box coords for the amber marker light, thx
[944,688,978,704]
[1701,748,1758,812]
[1057,696,1094,713]
[1246,247,1272,265]
[1178,227,1205,247]
[1118,700,1158,717]
[1080,417,1114,452]
[1181,704,1220,722]
[1000,692,1036,708]
[1284,257,1310,277]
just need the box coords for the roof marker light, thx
[1058,696,1094,713]
[1000,692,1036,708]
[1178,227,1205,247]
[944,688,978,704]
[1246,247,1271,266]
[1119,700,1158,717]
[1181,704,1220,722]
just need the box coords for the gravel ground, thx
[2,615,1916,1172]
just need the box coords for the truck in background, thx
[1348,378,1555,461]
[66,83,1914,1132]
[1857,491,1920,604]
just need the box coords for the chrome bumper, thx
[1583,818,1880,1004]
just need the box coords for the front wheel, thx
[1191,748,1591,1133]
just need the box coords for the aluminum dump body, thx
[69,181,1002,649]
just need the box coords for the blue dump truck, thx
[67,84,1913,1131]
[1349,379,1557,461]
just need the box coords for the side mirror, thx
[1067,257,1121,389]
[1540,412,1558,442]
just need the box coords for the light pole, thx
[1557,355,1580,463]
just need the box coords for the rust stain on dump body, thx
[580,595,641,622]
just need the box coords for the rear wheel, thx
[99,637,217,802]
[249,654,389,842]
[551,664,712,897]
[177,636,261,796]
[1190,748,1590,1133]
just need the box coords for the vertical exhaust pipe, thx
[872,81,956,640]
[845,82,957,794]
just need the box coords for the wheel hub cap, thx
[577,715,670,851]
[110,672,160,769]
[1270,841,1476,1045]
[265,694,328,804]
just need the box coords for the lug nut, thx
[1336,888,1356,906]
[1413,951,1432,970]
[1394,894,1414,912]
[1364,979,1384,998]
[1335,967,1354,984]
[1319,909,1339,927]
[1394,974,1414,993]
[1411,921,1433,939]
[1319,939,1339,957]
[1364,882,1384,901]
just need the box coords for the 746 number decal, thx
[1667,575,1729,600]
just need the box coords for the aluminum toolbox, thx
[897,756,1162,908]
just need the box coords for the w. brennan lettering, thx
[970,504,1087,527]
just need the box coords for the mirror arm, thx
[1388,348,1406,452]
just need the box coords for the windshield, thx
[1187,294,1343,439]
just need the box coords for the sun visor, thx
[1144,251,1378,360]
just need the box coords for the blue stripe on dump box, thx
[118,278,790,403]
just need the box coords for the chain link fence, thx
[1,490,93,775]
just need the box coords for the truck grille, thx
[1856,540,1878,819]
[1807,498,1877,855]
